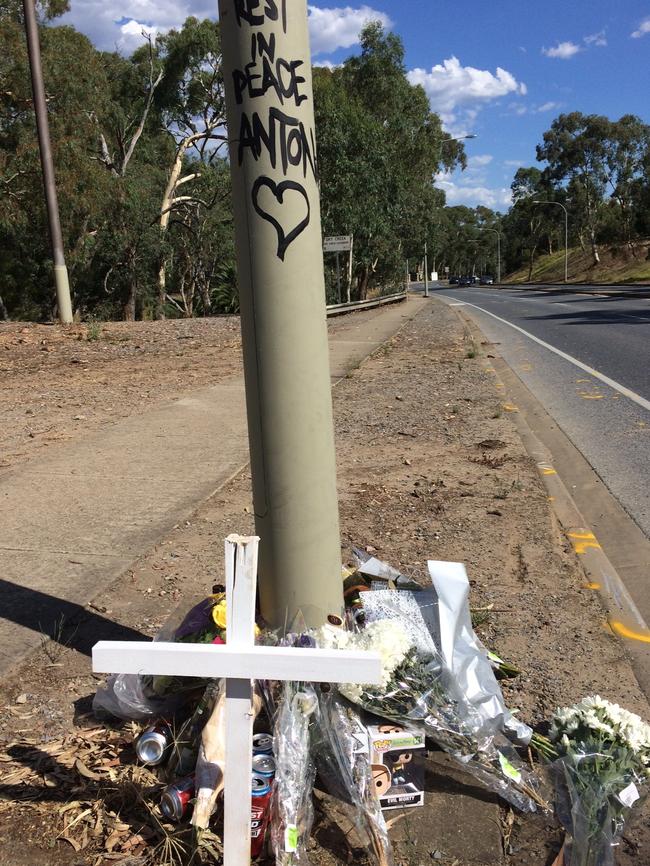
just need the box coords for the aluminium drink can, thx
[252,753,276,778]
[160,776,195,822]
[251,773,273,858]
[136,721,174,766]
[252,733,274,755]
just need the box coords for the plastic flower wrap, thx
[311,689,395,866]
[549,695,650,866]
[271,683,319,866]
[318,619,542,812]
[93,594,231,720]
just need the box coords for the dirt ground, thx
[1,301,649,866]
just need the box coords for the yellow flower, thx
[212,600,227,629]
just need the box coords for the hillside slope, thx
[504,239,650,284]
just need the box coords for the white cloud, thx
[631,17,650,38]
[61,1,216,51]
[584,30,607,47]
[307,5,392,55]
[313,59,341,70]
[436,174,512,211]
[535,100,562,113]
[469,154,493,167]
[407,57,526,127]
[62,1,390,56]
[117,20,160,54]
[542,30,607,59]
[542,40,583,59]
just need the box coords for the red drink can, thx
[251,773,273,858]
[160,776,195,822]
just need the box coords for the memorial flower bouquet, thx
[271,683,319,866]
[315,620,543,812]
[549,695,650,866]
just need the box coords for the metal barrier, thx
[326,289,407,317]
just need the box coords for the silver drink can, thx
[252,733,274,755]
[252,753,276,778]
[136,722,174,766]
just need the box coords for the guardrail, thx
[326,289,407,317]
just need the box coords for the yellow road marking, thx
[542,467,557,476]
[502,403,518,412]
[568,530,601,554]
[547,496,555,501]
[585,581,601,590]
[610,621,650,644]
[576,378,589,383]
[580,393,604,400]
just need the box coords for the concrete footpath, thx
[0,298,426,676]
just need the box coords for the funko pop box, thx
[368,723,426,810]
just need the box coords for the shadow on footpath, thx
[0,578,148,658]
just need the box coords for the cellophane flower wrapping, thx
[311,689,394,866]
[550,696,650,866]
[316,617,540,812]
[271,682,319,866]
[93,595,227,720]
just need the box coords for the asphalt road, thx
[427,284,650,542]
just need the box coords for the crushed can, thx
[251,773,273,858]
[252,733,274,755]
[136,721,174,766]
[160,776,195,822]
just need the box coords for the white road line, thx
[440,294,650,413]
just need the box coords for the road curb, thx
[450,306,650,678]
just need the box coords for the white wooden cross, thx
[93,534,381,866]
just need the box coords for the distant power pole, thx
[23,0,73,324]
[218,0,344,628]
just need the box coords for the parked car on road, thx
[458,276,471,286]
[448,275,459,284]
[480,275,494,285]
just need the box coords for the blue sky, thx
[60,1,650,212]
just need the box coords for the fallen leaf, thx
[59,834,82,852]
[75,758,100,781]
[105,830,123,852]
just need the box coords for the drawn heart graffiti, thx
[251,177,311,261]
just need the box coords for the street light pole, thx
[424,241,429,297]
[481,228,501,284]
[22,0,73,324]
[218,0,343,628]
[533,200,569,283]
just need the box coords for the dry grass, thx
[504,239,650,285]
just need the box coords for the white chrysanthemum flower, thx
[313,624,351,651]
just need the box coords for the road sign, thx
[323,235,353,252]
